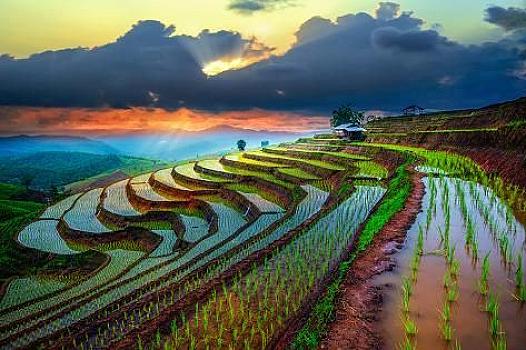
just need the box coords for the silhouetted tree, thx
[237,139,247,151]
[20,174,34,190]
[331,105,364,127]
[50,185,60,200]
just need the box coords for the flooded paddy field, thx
[2,137,524,350]
[377,169,526,349]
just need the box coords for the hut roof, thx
[333,123,367,132]
[403,105,425,111]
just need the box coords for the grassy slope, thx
[248,150,345,171]
[0,183,106,283]
[278,167,320,180]
[0,183,46,280]
[0,151,169,190]
[366,96,526,133]
[292,154,414,349]
[365,98,526,157]
[65,156,172,192]
[355,161,389,179]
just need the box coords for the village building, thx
[332,123,367,140]
[403,105,425,116]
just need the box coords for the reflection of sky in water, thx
[377,175,526,350]
[415,165,449,175]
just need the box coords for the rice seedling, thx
[397,337,417,350]
[492,336,507,350]
[447,283,459,303]
[440,300,451,322]
[449,259,460,279]
[513,284,526,303]
[441,320,453,342]
[489,306,502,338]
[416,225,424,256]
[477,253,491,296]
[401,277,413,313]
[515,254,523,290]
[485,293,498,313]
[401,316,418,336]
[409,255,421,276]
[443,270,453,290]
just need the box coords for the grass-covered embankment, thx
[290,154,415,349]
[0,183,46,281]
[0,183,105,293]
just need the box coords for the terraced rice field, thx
[236,191,283,213]
[246,149,346,171]
[63,188,111,233]
[131,181,173,202]
[152,168,192,190]
[173,162,230,183]
[223,153,286,168]
[40,193,83,219]
[2,138,525,350]
[103,180,141,216]
[17,219,78,255]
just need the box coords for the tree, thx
[331,105,364,127]
[20,173,34,190]
[237,139,247,151]
[50,185,60,200]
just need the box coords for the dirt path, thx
[319,171,425,350]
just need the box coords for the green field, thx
[0,151,169,190]
[0,136,524,350]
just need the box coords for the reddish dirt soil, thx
[319,171,425,350]
[449,147,526,189]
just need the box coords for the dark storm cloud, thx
[375,2,400,21]
[486,6,526,31]
[227,0,293,14]
[207,7,525,111]
[293,17,337,46]
[0,20,271,108]
[179,29,273,63]
[0,3,525,112]
[372,27,454,51]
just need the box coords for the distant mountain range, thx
[0,135,117,156]
[0,126,316,161]
[94,125,315,161]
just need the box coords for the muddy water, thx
[376,176,526,350]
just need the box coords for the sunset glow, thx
[0,107,329,135]
[203,58,249,76]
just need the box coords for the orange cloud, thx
[0,107,329,135]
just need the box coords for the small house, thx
[403,105,425,116]
[332,123,367,140]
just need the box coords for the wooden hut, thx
[332,123,367,140]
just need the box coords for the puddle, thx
[376,176,526,349]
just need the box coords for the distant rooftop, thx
[333,123,367,132]
[403,105,425,111]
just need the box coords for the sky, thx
[1,0,523,57]
[0,0,525,134]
